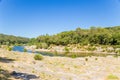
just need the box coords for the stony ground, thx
[0,49,120,80]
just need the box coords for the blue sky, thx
[0,0,120,38]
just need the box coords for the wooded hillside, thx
[0,34,29,45]
[29,26,120,47]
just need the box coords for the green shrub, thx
[107,74,119,80]
[8,47,12,51]
[102,49,106,52]
[64,47,69,52]
[113,54,118,58]
[24,48,27,52]
[95,57,98,60]
[87,46,96,51]
[34,54,43,60]
[41,43,48,49]
[115,49,120,55]
[71,54,77,58]
[113,45,120,48]
[85,58,88,61]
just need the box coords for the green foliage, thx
[4,46,12,51]
[36,43,48,49]
[41,43,48,49]
[87,46,96,51]
[64,47,69,53]
[29,38,37,45]
[107,74,119,80]
[8,47,12,51]
[29,26,120,46]
[70,54,77,58]
[0,34,29,45]
[24,48,27,52]
[34,54,43,60]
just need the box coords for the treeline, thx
[0,34,29,45]
[29,26,120,48]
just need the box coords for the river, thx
[12,46,115,57]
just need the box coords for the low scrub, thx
[8,47,12,51]
[64,47,69,52]
[24,48,27,52]
[34,54,43,60]
[95,57,98,60]
[85,58,88,61]
[87,46,96,51]
[107,74,119,80]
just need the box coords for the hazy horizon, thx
[0,0,120,38]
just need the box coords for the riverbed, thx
[0,49,120,80]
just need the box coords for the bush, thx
[95,58,98,60]
[87,46,96,51]
[41,43,48,49]
[8,47,12,51]
[64,46,69,52]
[107,74,119,80]
[71,54,77,58]
[85,58,88,61]
[24,48,27,52]
[34,54,43,60]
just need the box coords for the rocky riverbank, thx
[0,49,120,80]
[25,45,120,55]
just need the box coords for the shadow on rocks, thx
[11,71,39,80]
[0,57,15,63]
[0,69,11,80]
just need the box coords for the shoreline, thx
[24,46,117,55]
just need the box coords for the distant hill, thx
[0,34,29,45]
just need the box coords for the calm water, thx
[12,46,25,52]
[12,46,114,57]
[12,46,33,53]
